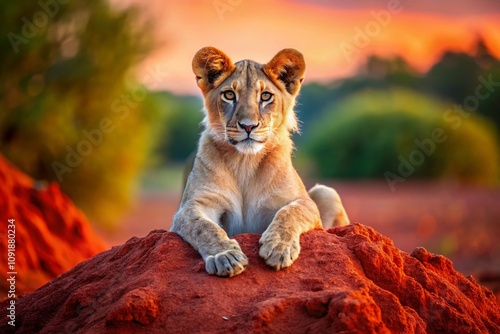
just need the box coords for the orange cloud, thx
[114,0,500,94]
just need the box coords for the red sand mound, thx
[0,155,107,295]
[2,224,499,333]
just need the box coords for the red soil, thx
[108,182,500,303]
[0,155,107,296]
[3,224,499,333]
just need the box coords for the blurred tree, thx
[424,52,481,103]
[302,89,500,185]
[148,92,203,164]
[296,54,422,142]
[0,2,161,229]
[423,38,500,133]
[297,37,500,145]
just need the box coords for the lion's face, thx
[192,47,306,154]
[205,60,291,154]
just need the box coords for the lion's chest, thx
[221,196,280,237]
[220,160,295,236]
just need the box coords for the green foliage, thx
[297,38,500,140]
[148,92,203,164]
[0,2,158,228]
[302,89,500,184]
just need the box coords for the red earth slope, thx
[0,155,107,295]
[3,224,499,333]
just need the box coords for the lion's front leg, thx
[259,197,322,270]
[171,203,248,277]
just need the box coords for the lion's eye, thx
[261,92,273,102]
[222,91,235,101]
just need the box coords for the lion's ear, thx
[264,49,305,96]
[192,47,235,93]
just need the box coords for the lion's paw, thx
[259,232,300,270]
[205,249,248,277]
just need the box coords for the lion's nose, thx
[238,121,259,134]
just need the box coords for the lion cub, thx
[171,47,349,277]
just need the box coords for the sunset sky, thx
[113,0,500,94]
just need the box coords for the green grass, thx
[140,165,185,192]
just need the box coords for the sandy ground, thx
[101,181,500,283]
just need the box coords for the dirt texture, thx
[2,223,499,333]
[0,155,107,295]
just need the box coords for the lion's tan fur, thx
[171,47,349,277]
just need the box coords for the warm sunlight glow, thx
[113,0,500,94]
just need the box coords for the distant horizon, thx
[112,0,500,95]
[145,41,497,98]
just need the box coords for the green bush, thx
[302,89,500,185]
[148,92,203,164]
[0,2,160,229]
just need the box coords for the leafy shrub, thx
[0,2,159,229]
[302,89,500,185]
[148,92,203,164]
